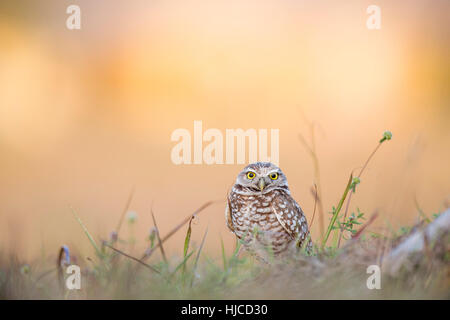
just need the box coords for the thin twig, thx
[338,142,383,247]
[104,243,161,274]
[57,247,65,293]
[115,186,135,236]
[36,268,57,283]
[309,184,318,229]
[357,143,382,178]
[298,127,325,241]
[337,170,356,248]
[141,200,218,261]
[151,209,168,264]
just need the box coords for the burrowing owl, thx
[226,162,312,257]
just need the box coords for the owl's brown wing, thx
[271,192,310,246]
[225,194,235,233]
[270,202,295,240]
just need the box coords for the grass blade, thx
[184,216,194,258]
[191,227,208,287]
[70,206,102,257]
[141,201,217,260]
[170,251,194,279]
[151,209,168,264]
[182,216,194,275]
[322,174,353,248]
[220,237,227,271]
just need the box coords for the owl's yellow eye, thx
[269,172,278,180]
[247,172,256,179]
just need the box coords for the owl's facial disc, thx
[235,162,289,194]
[249,174,272,192]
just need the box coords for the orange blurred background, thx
[0,0,449,260]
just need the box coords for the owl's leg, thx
[247,249,270,265]
[238,239,271,264]
[294,233,313,255]
[235,243,245,258]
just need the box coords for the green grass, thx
[0,215,448,299]
[0,130,448,299]
[1,199,449,299]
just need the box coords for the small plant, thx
[332,208,366,240]
[322,174,353,248]
[322,130,393,249]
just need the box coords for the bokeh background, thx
[0,0,449,260]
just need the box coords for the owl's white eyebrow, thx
[267,170,279,174]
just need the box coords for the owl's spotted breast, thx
[225,162,312,257]
[227,188,310,255]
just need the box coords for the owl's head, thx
[234,162,289,194]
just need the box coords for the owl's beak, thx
[258,178,266,191]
